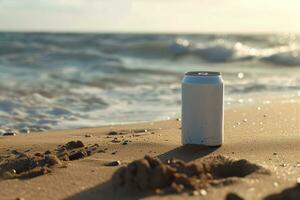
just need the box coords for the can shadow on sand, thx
[157,144,219,162]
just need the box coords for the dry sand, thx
[0,99,299,200]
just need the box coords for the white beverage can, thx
[181,71,224,147]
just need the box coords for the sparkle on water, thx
[237,72,244,79]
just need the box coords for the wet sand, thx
[0,100,299,200]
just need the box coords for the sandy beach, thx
[0,99,299,200]
[2,2,300,200]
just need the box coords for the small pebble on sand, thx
[10,169,17,174]
[108,131,118,135]
[199,189,207,196]
[85,134,92,137]
[106,160,121,166]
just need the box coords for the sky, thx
[0,0,300,33]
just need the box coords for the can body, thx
[181,71,224,146]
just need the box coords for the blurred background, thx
[0,0,300,131]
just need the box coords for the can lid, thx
[185,71,221,76]
[182,71,223,84]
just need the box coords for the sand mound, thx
[112,155,269,194]
[0,153,60,179]
[0,140,102,179]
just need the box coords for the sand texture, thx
[0,100,299,200]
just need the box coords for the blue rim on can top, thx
[185,71,221,76]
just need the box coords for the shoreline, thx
[1,92,299,134]
[0,99,299,199]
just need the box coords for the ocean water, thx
[0,32,300,131]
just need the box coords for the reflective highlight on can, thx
[181,71,224,146]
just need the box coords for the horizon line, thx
[1,30,299,35]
